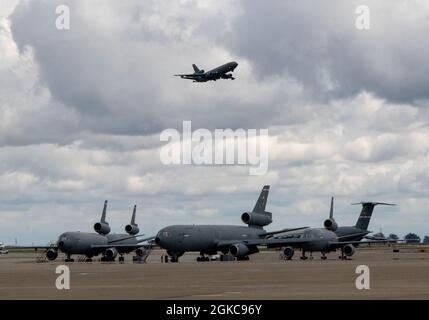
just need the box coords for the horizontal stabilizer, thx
[351,202,396,206]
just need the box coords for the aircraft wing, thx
[92,236,155,249]
[328,239,397,249]
[216,238,313,248]
[5,245,58,250]
[261,227,309,238]
[174,74,203,79]
[337,232,370,241]
[90,243,152,249]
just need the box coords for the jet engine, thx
[125,224,139,235]
[229,243,250,258]
[104,247,118,260]
[94,221,111,235]
[241,212,272,227]
[46,248,58,261]
[343,244,356,257]
[323,219,338,231]
[283,246,294,260]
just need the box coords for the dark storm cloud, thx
[8,0,317,141]
[227,0,429,103]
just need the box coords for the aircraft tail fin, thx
[329,197,334,220]
[192,64,200,73]
[125,205,139,235]
[253,185,270,214]
[352,202,396,230]
[131,205,137,225]
[101,200,108,223]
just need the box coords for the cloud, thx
[227,0,429,103]
[1,0,429,244]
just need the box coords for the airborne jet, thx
[14,201,152,262]
[154,185,307,262]
[174,61,238,82]
[266,197,396,260]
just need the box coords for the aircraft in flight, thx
[154,185,307,262]
[174,61,238,82]
[13,201,153,262]
[0,242,8,255]
[266,198,396,260]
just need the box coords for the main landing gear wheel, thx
[339,248,347,260]
[119,256,125,263]
[300,251,308,260]
[196,256,210,262]
[237,256,250,261]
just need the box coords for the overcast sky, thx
[1,0,429,244]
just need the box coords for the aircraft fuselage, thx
[155,224,265,257]
[57,231,108,256]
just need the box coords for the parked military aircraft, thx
[261,228,393,260]
[13,201,153,262]
[266,197,396,260]
[324,198,396,241]
[174,61,238,82]
[0,242,8,255]
[154,185,307,262]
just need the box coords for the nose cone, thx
[155,228,173,249]
[57,233,71,253]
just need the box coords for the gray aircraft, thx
[16,201,152,262]
[323,197,395,241]
[264,197,396,260]
[258,228,392,261]
[174,61,238,82]
[154,185,307,262]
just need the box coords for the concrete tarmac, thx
[0,247,428,299]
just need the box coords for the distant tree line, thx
[404,233,421,243]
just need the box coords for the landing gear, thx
[119,256,125,263]
[65,255,74,262]
[237,256,250,261]
[321,252,327,260]
[300,250,308,260]
[339,248,347,260]
[101,256,115,262]
[309,252,314,260]
[196,255,210,262]
[170,256,179,263]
